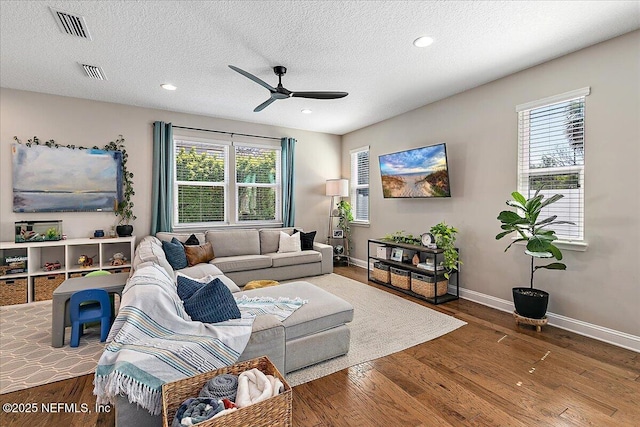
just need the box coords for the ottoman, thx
[236,281,354,372]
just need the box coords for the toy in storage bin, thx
[15,220,62,243]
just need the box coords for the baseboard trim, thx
[456,287,640,353]
[352,258,639,353]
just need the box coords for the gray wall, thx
[0,89,341,242]
[342,30,640,336]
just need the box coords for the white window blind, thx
[516,87,589,242]
[350,146,370,223]
[174,139,227,224]
[235,144,281,222]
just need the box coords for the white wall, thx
[342,30,640,337]
[0,89,341,242]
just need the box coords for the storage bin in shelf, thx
[411,272,448,298]
[390,267,411,290]
[34,273,66,301]
[162,356,292,427]
[372,262,390,284]
[0,278,28,306]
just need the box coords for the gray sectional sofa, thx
[112,230,353,426]
[156,227,333,286]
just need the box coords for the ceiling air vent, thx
[81,64,107,80]
[50,7,92,40]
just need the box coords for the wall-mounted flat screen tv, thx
[379,143,451,198]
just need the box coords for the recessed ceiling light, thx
[413,36,434,47]
[301,109,312,114]
[161,83,177,91]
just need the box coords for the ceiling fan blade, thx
[291,91,348,99]
[254,97,277,112]
[229,65,276,92]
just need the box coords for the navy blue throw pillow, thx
[182,278,241,324]
[176,275,205,301]
[162,238,188,270]
[184,234,200,246]
[295,229,317,251]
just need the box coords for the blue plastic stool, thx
[69,289,112,347]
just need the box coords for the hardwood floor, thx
[1,266,638,426]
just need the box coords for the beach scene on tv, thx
[379,144,451,198]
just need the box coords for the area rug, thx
[282,274,466,386]
[0,301,106,394]
[0,273,466,394]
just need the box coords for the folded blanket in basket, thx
[235,368,284,408]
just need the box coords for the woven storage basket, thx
[34,274,65,301]
[411,272,448,298]
[0,278,27,306]
[162,356,292,427]
[390,267,411,290]
[372,262,390,284]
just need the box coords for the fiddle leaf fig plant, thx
[496,189,574,289]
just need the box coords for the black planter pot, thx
[116,224,133,237]
[513,287,549,319]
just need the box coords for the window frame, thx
[350,145,370,225]
[516,87,590,249]
[172,135,282,229]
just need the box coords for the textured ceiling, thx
[1,1,638,135]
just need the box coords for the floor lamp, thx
[325,179,349,240]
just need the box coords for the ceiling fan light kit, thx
[229,65,348,112]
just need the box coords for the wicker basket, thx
[372,262,390,284]
[0,278,27,306]
[162,356,292,427]
[34,274,65,301]
[411,272,448,298]
[390,267,410,290]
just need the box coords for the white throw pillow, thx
[277,231,301,253]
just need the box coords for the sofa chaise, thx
[107,233,354,426]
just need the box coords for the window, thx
[516,87,589,242]
[173,137,281,227]
[350,146,370,223]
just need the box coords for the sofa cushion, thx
[236,281,354,341]
[294,229,316,251]
[182,277,241,324]
[134,236,175,278]
[269,251,322,268]
[156,232,206,245]
[259,228,295,254]
[162,238,188,270]
[277,231,301,253]
[211,255,272,273]
[206,230,261,257]
[184,242,215,266]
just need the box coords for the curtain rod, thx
[171,125,281,141]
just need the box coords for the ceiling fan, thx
[229,65,348,112]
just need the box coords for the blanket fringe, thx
[235,295,308,305]
[94,372,163,416]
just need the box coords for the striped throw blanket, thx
[93,263,307,416]
[93,264,254,415]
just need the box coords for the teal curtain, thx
[281,137,296,227]
[151,121,173,233]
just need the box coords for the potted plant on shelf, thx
[496,189,574,319]
[429,221,461,279]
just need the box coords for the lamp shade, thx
[326,179,349,197]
